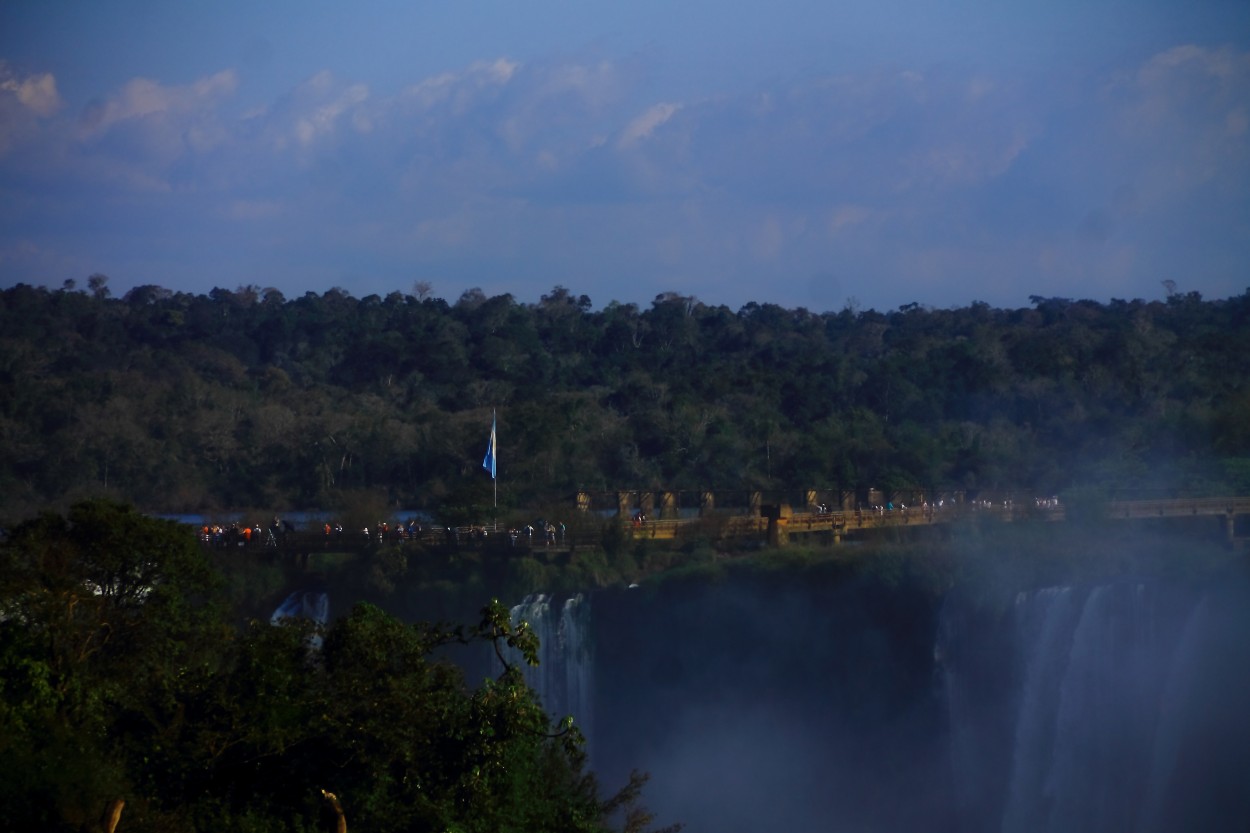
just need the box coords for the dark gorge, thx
[468,547,1250,832]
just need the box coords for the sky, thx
[1,0,1248,313]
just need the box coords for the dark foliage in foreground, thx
[0,499,677,833]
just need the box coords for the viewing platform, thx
[596,490,1250,546]
[607,497,1051,546]
[197,493,1250,557]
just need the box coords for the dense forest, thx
[2,279,1249,522]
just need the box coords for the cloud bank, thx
[1,42,1247,311]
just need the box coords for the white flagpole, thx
[483,409,498,531]
[492,410,497,531]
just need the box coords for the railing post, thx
[763,503,791,547]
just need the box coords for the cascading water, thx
[271,588,330,648]
[1139,594,1212,833]
[938,581,1250,833]
[498,593,594,748]
[1004,584,1163,832]
[270,589,330,627]
[448,570,1250,832]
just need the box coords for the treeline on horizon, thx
[2,278,1249,522]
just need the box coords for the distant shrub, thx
[508,557,551,597]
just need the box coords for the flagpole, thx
[483,409,498,532]
[493,416,497,531]
[493,409,497,531]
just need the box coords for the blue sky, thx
[1,1,1247,312]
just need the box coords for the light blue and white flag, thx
[482,412,497,479]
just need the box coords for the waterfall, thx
[270,589,330,626]
[939,581,1250,833]
[271,588,330,648]
[499,593,594,747]
[1140,596,1211,833]
[1003,584,1164,833]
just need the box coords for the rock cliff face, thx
[505,560,1250,832]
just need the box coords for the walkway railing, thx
[197,496,1249,555]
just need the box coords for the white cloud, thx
[293,81,370,146]
[0,66,62,116]
[1104,44,1250,194]
[907,129,1030,189]
[497,60,628,157]
[1115,44,1250,128]
[402,58,519,112]
[618,102,682,148]
[534,61,615,101]
[78,69,237,138]
[51,68,242,193]
[3,40,1246,311]
[0,62,63,155]
[1136,44,1244,85]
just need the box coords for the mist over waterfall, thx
[939,581,1250,833]
[500,564,1250,832]
[524,571,955,832]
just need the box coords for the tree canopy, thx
[0,499,674,832]
[2,283,1249,520]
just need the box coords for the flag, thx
[482,412,497,479]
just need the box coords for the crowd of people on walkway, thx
[200,518,295,548]
[508,520,566,546]
[198,515,571,550]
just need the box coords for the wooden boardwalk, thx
[612,495,1250,544]
[1105,496,1250,520]
[620,501,1050,544]
[198,496,1250,555]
